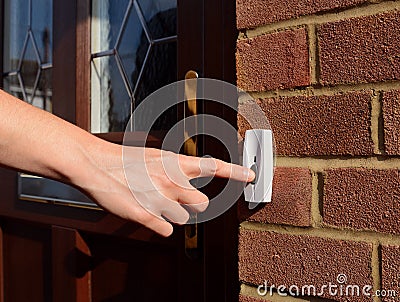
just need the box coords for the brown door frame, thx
[178,1,239,301]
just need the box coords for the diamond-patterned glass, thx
[91,0,177,133]
[91,0,131,54]
[3,76,21,99]
[20,35,41,100]
[34,68,52,111]
[3,0,29,72]
[91,55,132,133]
[137,0,177,40]
[118,5,149,92]
[3,0,53,110]
[31,0,53,64]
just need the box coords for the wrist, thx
[64,132,123,192]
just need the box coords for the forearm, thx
[0,89,106,185]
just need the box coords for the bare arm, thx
[0,90,254,236]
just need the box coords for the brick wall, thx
[236,1,400,301]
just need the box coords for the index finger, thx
[212,158,255,182]
[179,155,255,182]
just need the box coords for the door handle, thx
[183,70,200,259]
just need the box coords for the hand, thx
[0,90,254,237]
[75,139,255,237]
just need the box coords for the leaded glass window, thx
[91,0,177,133]
[3,0,52,111]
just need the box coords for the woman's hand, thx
[0,90,254,237]
[75,139,255,237]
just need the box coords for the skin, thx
[0,90,255,237]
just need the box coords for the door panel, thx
[52,227,91,302]
[3,220,52,302]
[87,233,178,301]
[0,0,238,301]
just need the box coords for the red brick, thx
[382,90,400,155]
[239,229,373,301]
[324,169,400,234]
[237,0,367,29]
[237,101,271,139]
[318,11,400,85]
[239,294,270,302]
[236,29,310,91]
[242,91,373,156]
[238,167,312,227]
[381,245,400,302]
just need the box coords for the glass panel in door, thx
[91,0,177,133]
[3,0,52,111]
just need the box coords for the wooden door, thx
[0,0,238,301]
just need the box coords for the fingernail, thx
[249,169,256,181]
[244,168,255,181]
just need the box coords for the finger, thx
[134,210,174,237]
[179,155,255,182]
[213,158,255,182]
[177,187,209,212]
[113,197,174,237]
[161,153,194,190]
[92,190,174,237]
[137,190,190,225]
[161,200,190,225]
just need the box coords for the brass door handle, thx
[183,70,200,259]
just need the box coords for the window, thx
[3,0,52,111]
[91,0,177,133]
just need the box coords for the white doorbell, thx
[243,129,274,208]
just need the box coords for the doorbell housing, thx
[243,129,274,208]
